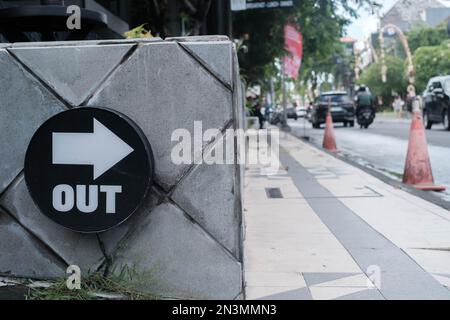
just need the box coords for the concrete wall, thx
[0,36,244,299]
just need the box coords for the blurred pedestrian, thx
[253,99,265,129]
[263,97,273,123]
[392,95,404,119]
[406,85,416,114]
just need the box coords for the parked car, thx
[286,107,298,120]
[305,104,312,120]
[309,91,355,128]
[422,76,450,130]
[296,106,307,118]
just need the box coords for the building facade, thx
[380,0,450,32]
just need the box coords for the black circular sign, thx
[25,107,154,233]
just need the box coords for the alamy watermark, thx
[66,5,81,30]
[170,121,281,175]
[66,265,81,290]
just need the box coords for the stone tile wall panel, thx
[0,37,243,299]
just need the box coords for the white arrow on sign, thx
[52,118,134,180]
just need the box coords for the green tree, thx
[407,24,448,54]
[413,43,450,93]
[357,55,407,108]
[233,0,379,89]
[299,42,352,99]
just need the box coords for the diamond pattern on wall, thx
[179,41,233,87]
[0,49,66,194]
[9,44,134,106]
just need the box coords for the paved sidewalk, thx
[243,131,450,300]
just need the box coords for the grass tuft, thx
[27,267,158,300]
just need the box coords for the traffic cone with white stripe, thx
[403,112,445,191]
[322,100,338,153]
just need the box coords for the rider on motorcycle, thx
[355,85,375,128]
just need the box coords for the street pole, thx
[270,77,275,108]
[281,63,288,129]
[301,93,308,140]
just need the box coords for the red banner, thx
[283,24,303,80]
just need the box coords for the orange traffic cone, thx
[403,112,445,191]
[323,110,338,153]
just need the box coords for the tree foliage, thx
[128,0,212,37]
[233,10,285,86]
[413,43,450,93]
[407,24,448,54]
[233,0,379,89]
[357,55,407,107]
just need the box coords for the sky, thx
[345,0,398,41]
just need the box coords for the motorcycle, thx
[356,105,375,129]
[269,111,284,125]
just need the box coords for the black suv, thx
[310,92,355,128]
[423,76,450,130]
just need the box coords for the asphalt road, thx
[288,116,450,201]
[357,119,450,148]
